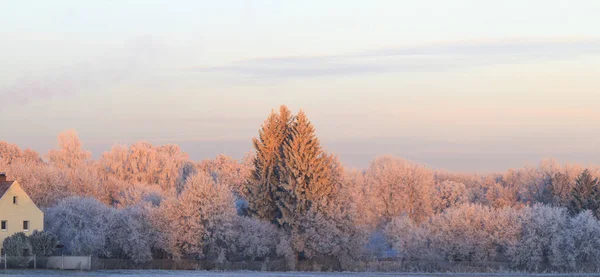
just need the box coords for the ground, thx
[1,271,600,277]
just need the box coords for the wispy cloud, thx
[0,36,163,110]
[188,38,600,78]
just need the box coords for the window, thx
[1,221,6,231]
[13,196,17,204]
[23,221,29,231]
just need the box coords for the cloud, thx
[365,38,600,56]
[0,35,164,110]
[188,38,600,78]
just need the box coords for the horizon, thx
[4,127,600,175]
[2,1,600,172]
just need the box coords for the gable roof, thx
[0,180,15,200]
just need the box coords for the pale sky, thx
[1,1,600,172]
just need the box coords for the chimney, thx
[0,173,6,182]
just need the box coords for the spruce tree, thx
[569,169,600,217]
[276,110,334,230]
[247,106,293,222]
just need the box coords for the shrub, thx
[28,230,58,256]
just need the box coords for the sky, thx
[1,0,600,172]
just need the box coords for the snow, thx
[0,271,599,277]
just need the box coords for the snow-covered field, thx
[1,271,600,277]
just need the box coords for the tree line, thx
[2,105,600,271]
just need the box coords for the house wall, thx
[0,181,44,253]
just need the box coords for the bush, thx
[2,232,32,267]
[3,232,32,256]
[28,230,58,256]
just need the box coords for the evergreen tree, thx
[247,107,343,263]
[569,169,600,217]
[247,105,293,223]
[549,172,572,206]
[277,110,334,229]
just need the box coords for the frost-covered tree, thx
[509,204,571,270]
[290,160,370,269]
[568,210,600,267]
[424,204,523,262]
[48,130,91,169]
[339,169,378,229]
[550,172,574,206]
[277,110,335,229]
[0,141,23,165]
[176,160,197,195]
[0,146,42,174]
[569,169,600,217]
[485,181,521,209]
[114,182,164,208]
[65,164,106,202]
[44,197,114,257]
[548,163,585,206]
[431,180,467,213]
[384,215,432,261]
[106,205,157,263]
[247,107,356,267]
[0,142,40,166]
[98,142,189,192]
[28,230,58,256]
[247,105,293,223]
[367,156,434,223]
[156,144,189,190]
[21,148,43,164]
[224,216,282,262]
[153,173,237,259]
[2,161,70,207]
[199,154,252,197]
[289,202,367,269]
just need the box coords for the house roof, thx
[0,180,15,199]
